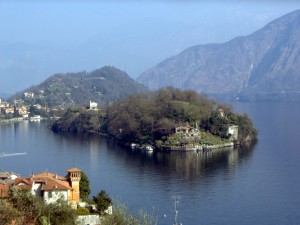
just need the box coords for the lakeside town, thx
[0,92,47,121]
[0,91,99,123]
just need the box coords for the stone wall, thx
[77,215,101,225]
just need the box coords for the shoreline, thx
[0,117,25,124]
[0,116,47,125]
[129,141,239,153]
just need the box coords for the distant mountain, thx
[137,10,300,101]
[10,66,148,108]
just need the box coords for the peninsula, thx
[52,87,257,151]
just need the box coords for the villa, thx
[1,168,82,209]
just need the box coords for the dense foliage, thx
[93,190,112,213]
[0,188,76,225]
[52,107,103,134]
[79,171,91,201]
[105,87,213,142]
[10,66,148,108]
[52,87,257,146]
[105,87,257,143]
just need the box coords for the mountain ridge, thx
[137,10,300,101]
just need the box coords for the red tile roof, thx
[36,177,72,191]
[14,177,32,186]
[8,169,82,194]
[33,172,66,181]
[13,173,72,192]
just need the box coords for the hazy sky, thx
[2,1,300,45]
[1,1,300,94]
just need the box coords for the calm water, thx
[1,102,300,225]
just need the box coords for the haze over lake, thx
[1,102,300,225]
[1,2,300,94]
[2,2,300,224]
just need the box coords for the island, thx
[51,87,258,151]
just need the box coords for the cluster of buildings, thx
[0,98,15,116]
[0,89,98,120]
[0,168,82,209]
[0,92,48,119]
[0,167,110,224]
[0,168,112,225]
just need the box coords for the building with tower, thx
[3,168,82,208]
[67,167,82,207]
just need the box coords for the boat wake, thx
[0,152,27,157]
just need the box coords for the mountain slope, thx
[137,10,300,101]
[11,66,148,107]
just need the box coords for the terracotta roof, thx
[37,177,72,191]
[67,168,81,173]
[11,169,79,193]
[13,173,73,192]
[14,177,32,186]
[33,172,66,181]
[0,183,10,198]
[32,172,72,191]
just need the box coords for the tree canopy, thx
[105,87,257,143]
[105,87,215,142]
[79,171,91,201]
[0,188,76,225]
[93,190,112,213]
[52,87,258,145]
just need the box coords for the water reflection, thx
[1,121,258,225]
[122,142,255,180]
[59,131,256,183]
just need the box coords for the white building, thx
[227,125,238,141]
[89,101,98,110]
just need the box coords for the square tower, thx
[67,168,81,203]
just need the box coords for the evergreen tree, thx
[79,171,91,201]
[93,190,112,213]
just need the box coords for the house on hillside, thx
[1,107,14,115]
[23,92,35,98]
[0,100,9,108]
[16,106,29,118]
[89,101,98,110]
[175,124,200,137]
[11,168,82,208]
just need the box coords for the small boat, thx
[144,146,154,152]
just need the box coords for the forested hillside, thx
[52,88,257,148]
[10,66,147,108]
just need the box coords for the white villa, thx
[89,101,98,110]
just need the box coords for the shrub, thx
[77,207,90,215]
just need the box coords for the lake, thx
[1,102,300,225]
